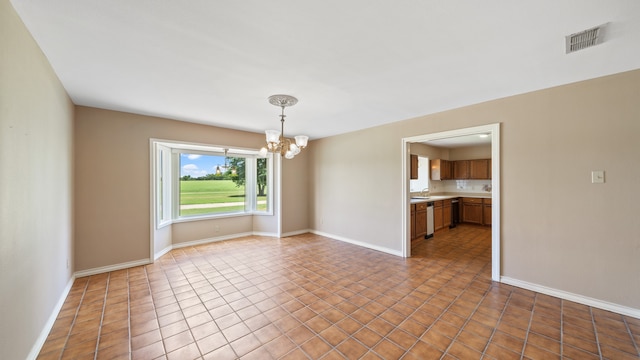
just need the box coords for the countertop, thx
[410,193,491,204]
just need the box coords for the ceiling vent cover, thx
[566,23,608,54]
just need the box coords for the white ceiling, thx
[10,1,640,140]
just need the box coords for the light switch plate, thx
[591,170,605,184]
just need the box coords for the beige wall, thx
[0,1,75,358]
[74,107,292,271]
[309,69,640,310]
[281,150,310,235]
[449,144,491,160]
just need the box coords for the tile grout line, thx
[58,279,90,360]
[560,298,564,358]
[517,292,537,360]
[589,306,604,360]
[162,251,207,359]
[126,269,132,360]
[93,273,111,360]
[137,264,167,358]
[622,316,640,357]
[434,263,498,357]
[189,246,247,359]
[480,289,514,358]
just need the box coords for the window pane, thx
[179,153,245,216]
[256,157,268,212]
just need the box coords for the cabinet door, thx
[411,206,416,239]
[442,160,453,180]
[410,155,418,179]
[462,203,483,224]
[434,204,443,231]
[483,204,492,226]
[454,160,469,179]
[443,204,452,227]
[416,209,427,237]
[469,159,489,179]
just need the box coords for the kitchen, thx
[409,134,493,249]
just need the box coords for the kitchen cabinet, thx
[430,159,453,180]
[433,201,443,231]
[433,199,453,231]
[469,159,490,179]
[454,160,469,179]
[462,197,483,224]
[443,199,452,228]
[410,204,417,245]
[415,202,427,239]
[483,198,492,226]
[410,155,418,180]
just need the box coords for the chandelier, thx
[258,95,308,159]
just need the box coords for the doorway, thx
[401,123,501,281]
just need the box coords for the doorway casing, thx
[401,123,501,281]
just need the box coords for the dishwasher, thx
[426,202,434,238]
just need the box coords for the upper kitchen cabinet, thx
[430,159,453,180]
[454,160,469,179]
[469,159,491,179]
[410,155,418,179]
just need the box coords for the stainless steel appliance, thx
[426,202,434,238]
[450,198,459,228]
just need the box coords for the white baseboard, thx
[154,245,172,260]
[501,276,640,319]
[310,230,404,257]
[27,275,75,360]
[281,229,311,237]
[74,258,151,278]
[172,232,254,249]
[252,231,279,237]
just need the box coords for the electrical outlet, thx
[214,225,220,233]
[591,170,605,184]
[66,259,69,269]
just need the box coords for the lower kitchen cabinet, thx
[415,202,427,239]
[433,201,443,231]
[411,204,416,239]
[461,197,492,225]
[411,202,428,246]
[433,199,453,231]
[462,198,483,224]
[443,199,452,228]
[483,198,492,226]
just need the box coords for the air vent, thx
[566,23,607,54]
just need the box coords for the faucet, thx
[421,188,430,197]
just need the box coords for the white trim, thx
[276,155,283,237]
[172,232,254,249]
[154,245,173,260]
[26,276,76,360]
[310,230,404,257]
[281,229,311,238]
[501,276,640,319]
[252,231,280,237]
[401,123,501,281]
[74,259,151,278]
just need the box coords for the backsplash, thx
[430,179,492,194]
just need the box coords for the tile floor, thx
[38,225,639,359]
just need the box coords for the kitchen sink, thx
[412,196,430,199]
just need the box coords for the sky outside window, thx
[180,154,226,177]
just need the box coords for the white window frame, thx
[152,140,273,227]
[154,143,172,229]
